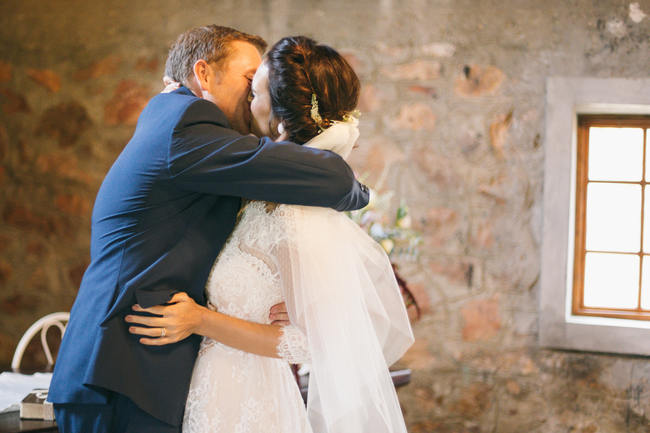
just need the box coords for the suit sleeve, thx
[167,99,369,211]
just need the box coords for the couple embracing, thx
[49,25,414,433]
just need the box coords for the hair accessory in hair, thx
[342,109,362,122]
[310,93,324,132]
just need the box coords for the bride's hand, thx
[274,131,289,142]
[269,302,290,326]
[274,122,289,142]
[161,75,181,93]
[125,292,205,346]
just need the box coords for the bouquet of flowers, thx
[347,188,422,320]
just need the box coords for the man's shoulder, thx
[145,89,199,118]
[174,97,230,129]
[139,89,229,131]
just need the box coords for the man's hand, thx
[125,292,204,346]
[269,302,290,326]
[161,75,181,93]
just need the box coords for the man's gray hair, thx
[165,25,267,86]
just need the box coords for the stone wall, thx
[1,1,649,431]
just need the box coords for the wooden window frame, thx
[573,115,650,321]
[539,77,650,356]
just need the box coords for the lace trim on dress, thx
[277,325,311,364]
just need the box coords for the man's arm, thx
[168,99,369,211]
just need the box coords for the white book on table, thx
[0,372,52,414]
[20,388,54,420]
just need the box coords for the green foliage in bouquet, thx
[347,189,422,259]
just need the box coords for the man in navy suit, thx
[48,25,369,433]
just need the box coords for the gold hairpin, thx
[310,93,324,132]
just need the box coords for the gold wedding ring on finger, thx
[160,327,166,338]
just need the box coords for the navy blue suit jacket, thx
[48,86,369,426]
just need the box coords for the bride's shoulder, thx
[247,201,293,216]
[270,203,300,218]
[273,203,319,217]
[241,201,301,222]
[244,202,333,222]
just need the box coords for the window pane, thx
[642,255,650,310]
[586,183,641,252]
[584,252,639,309]
[588,127,643,181]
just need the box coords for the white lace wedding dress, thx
[182,117,413,433]
[183,201,313,433]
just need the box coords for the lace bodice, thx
[183,201,313,432]
[203,200,310,363]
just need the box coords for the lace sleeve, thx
[277,325,311,364]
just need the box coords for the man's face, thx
[204,41,261,135]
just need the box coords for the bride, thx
[126,36,414,433]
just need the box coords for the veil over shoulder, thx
[279,117,414,433]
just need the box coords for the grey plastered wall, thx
[540,77,650,356]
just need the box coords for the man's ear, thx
[192,59,211,92]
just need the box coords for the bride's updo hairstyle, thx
[265,36,360,144]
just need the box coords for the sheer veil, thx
[281,117,414,433]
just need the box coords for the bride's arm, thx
[127,205,312,363]
[195,305,284,358]
[125,292,286,359]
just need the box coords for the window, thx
[573,115,650,321]
[539,77,650,356]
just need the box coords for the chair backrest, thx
[11,312,70,371]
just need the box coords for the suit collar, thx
[173,85,196,97]
[171,86,232,129]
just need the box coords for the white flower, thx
[396,214,412,229]
[380,239,394,254]
[361,210,380,226]
[370,223,386,238]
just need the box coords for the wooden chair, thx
[11,312,70,372]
